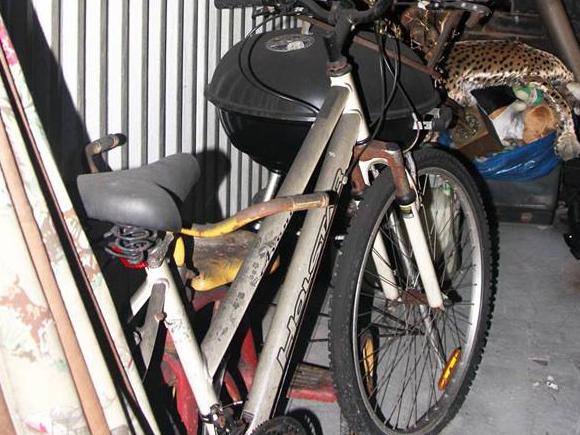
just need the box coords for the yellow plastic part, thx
[181,222,239,239]
[438,348,462,391]
[173,236,185,267]
[185,230,280,292]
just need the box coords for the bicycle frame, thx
[129,68,444,434]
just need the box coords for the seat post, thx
[263,172,282,202]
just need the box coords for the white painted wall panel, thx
[128,0,148,168]
[84,0,105,144]
[165,0,183,156]
[181,0,197,157]
[107,0,127,169]
[1,0,295,222]
[147,0,165,165]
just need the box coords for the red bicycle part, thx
[161,287,337,433]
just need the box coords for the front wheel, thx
[329,148,493,434]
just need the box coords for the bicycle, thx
[77,0,494,433]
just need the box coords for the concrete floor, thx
[288,223,580,435]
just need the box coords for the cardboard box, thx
[450,106,504,159]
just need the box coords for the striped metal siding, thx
[1,0,295,222]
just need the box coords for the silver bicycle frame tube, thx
[147,262,220,435]
[201,86,350,377]
[240,72,369,429]
[244,112,361,430]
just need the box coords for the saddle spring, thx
[105,225,158,264]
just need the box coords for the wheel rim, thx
[351,166,484,433]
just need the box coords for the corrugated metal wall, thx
[0,0,295,222]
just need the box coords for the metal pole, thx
[263,172,283,202]
[536,0,580,81]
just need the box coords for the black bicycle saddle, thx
[77,153,200,232]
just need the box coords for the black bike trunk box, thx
[207,27,440,173]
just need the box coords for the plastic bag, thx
[473,132,559,181]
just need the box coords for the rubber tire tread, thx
[329,148,493,435]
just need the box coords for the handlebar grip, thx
[93,134,125,153]
[84,134,127,173]
[214,0,275,9]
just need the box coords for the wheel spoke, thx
[363,268,399,290]
[330,154,489,433]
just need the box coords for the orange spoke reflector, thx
[438,348,462,391]
[362,335,375,394]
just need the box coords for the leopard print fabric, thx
[444,40,580,160]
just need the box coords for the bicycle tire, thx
[329,148,493,434]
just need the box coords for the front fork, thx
[354,142,446,366]
[354,141,445,310]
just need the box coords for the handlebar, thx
[214,0,277,8]
[214,0,333,24]
[215,0,394,66]
[213,0,488,69]
[214,0,392,25]
[428,1,491,15]
[84,134,126,174]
